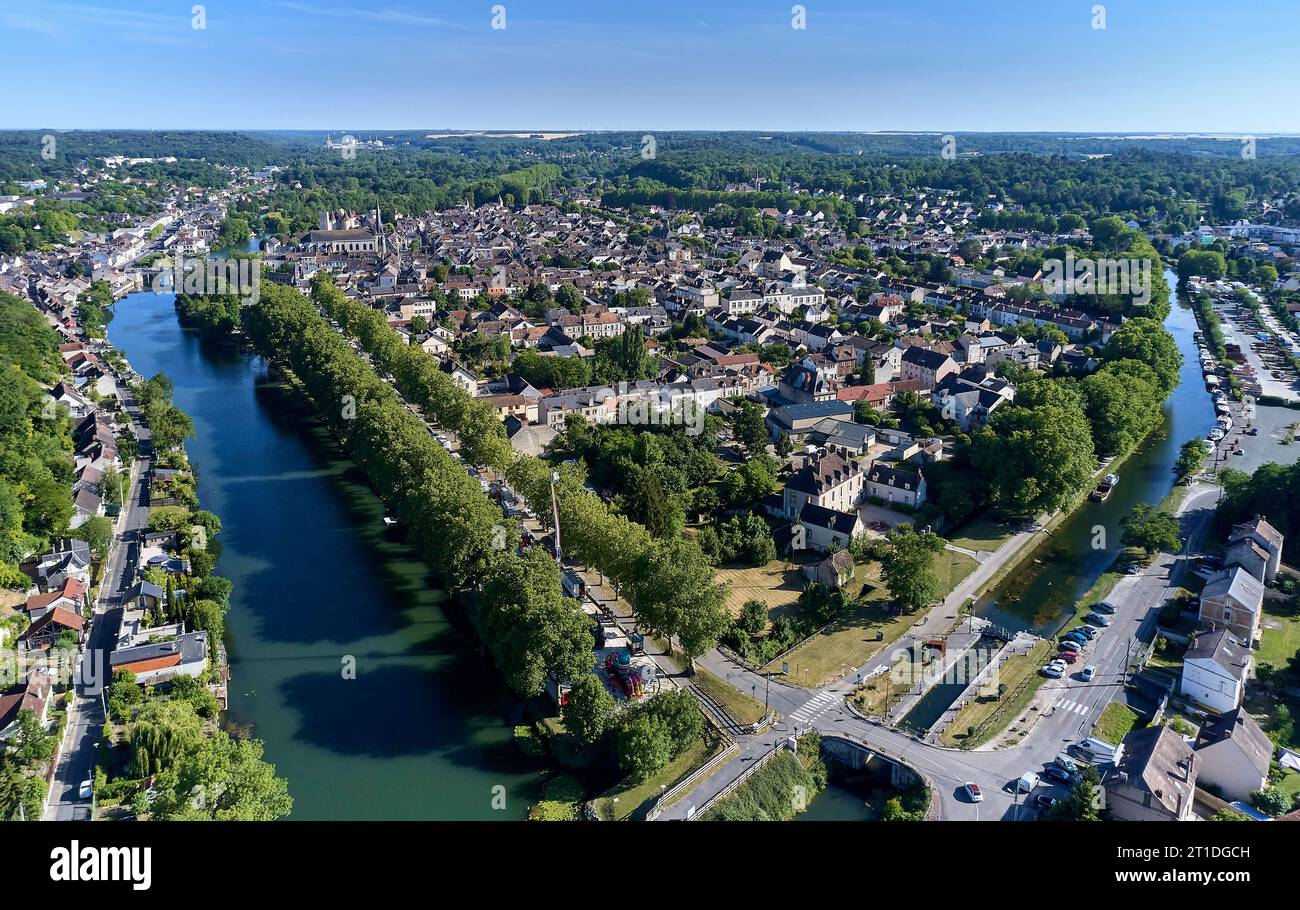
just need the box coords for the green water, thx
[975,273,1217,635]
[108,290,547,819]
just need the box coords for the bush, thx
[528,775,586,821]
[1251,786,1291,817]
[513,725,545,758]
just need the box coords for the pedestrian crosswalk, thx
[1055,697,1090,717]
[790,689,839,724]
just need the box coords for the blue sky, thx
[2,0,1297,131]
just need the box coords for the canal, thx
[107,288,547,819]
[975,269,1218,635]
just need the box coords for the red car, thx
[1056,650,1078,664]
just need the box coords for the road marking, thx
[790,689,838,723]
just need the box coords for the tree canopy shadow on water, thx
[275,659,538,774]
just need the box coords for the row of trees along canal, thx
[239,280,733,769]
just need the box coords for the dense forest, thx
[0,292,75,586]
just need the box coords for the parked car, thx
[1086,612,1113,627]
[1062,632,1088,644]
[964,782,983,802]
[1092,601,1116,614]
[1058,640,1082,654]
[1080,665,1096,682]
[1056,650,1078,664]
[1043,765,1076,785]
[1041,664,1064,678]
[79,779,93,800]
[1124,565,1140,575]
[1035,794,1059,811]
[1053,754,1079,774]
[1073,626,1097,640]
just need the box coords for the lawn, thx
[947,517,1018,554]
[851,651,920,717]
[1256,600,1300,673]
[940,639,1053,748]
[762,570,914,687]
[933,549,980,599]
[752,549,977,689]
[716,558,809,619]
[694,668,772,726]
[1094,701,1142,744]
[590,732,728,821]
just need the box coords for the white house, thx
[1181,628,1252,714]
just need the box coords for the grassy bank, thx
[940,639,1054,748]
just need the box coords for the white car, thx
[79,778,93,800]
[964,782,983,802]
[1041,663,1064,678]
[1080,665,1096,682]
[1015,771,1041,793]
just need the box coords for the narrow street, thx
[43,392,152,820]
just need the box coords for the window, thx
[1224,608,1232,621]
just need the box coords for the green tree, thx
[1173,438,1208,481]
[1120,504,1181,556]
[79,515,113,558]
[562,674,616,747]
[738,599,769,635]
[616,712,672,783]
[143,730,292,821]
[1049,765,1102,820]
[880,526,944,613]
[733,400,769,455]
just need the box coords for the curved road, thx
[652,481,1220,821]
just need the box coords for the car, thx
[1055,650,1078,664]
[1072,626,1097,640]
[1124,565,1140,575]
[1080,665,1096,681]
[1086,612,1112,627]
[1043,765,1075,785]
[1058,640,1081,654]
[963,782,983,802]
[1235,448,1246,456]
[1092,601,1116,614]
[1014,771,1040,793]
[1053,754,1079,774]
[1248,427,1260,436]
[1040,664,1064,678]
[79,778,93,800]
[1035,794,1059,811]
[1062,631,1088,644]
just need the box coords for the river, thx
[107,288,547,819]
[975,269,1218,635]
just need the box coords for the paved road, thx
[44,395,152,821]
[656,482,1221,821]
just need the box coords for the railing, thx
[644,738,740,821]
[685,739,788,821]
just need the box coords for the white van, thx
[1075,737,1123,764]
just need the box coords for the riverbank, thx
[974,271,1216,637]
[106,289,552,819]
